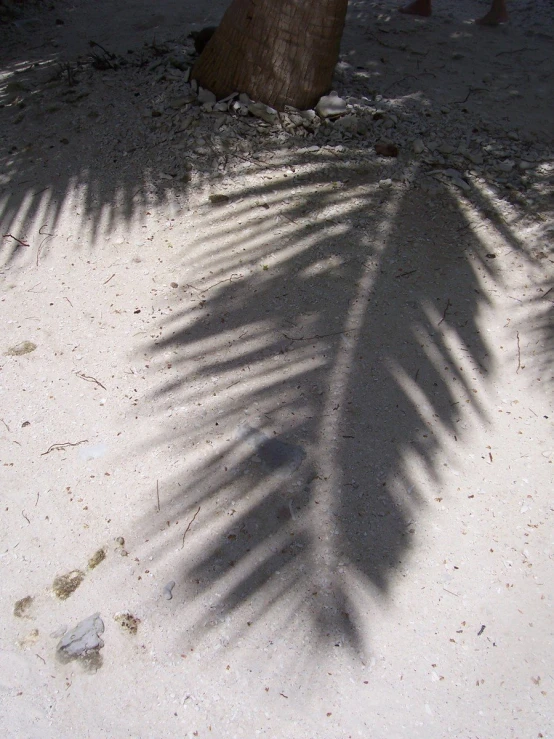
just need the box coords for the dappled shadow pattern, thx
[1,0,552,666]
[134,157,501,658]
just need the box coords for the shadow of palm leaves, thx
[134,154,499,660]
[2,0,551,666]
[0,14,228,260]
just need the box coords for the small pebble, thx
[163,581,176,600]
[57,614,104,658]
[315,92,347,119]
[498,160,514,173]
[248,102,278,124]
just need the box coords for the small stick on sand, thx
[181,506,201,548]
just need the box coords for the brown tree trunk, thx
[192,0,348,111]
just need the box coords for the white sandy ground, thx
[0,0,553,737]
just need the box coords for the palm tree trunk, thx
[192,0,348,111]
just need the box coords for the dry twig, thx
[3,234,29,247]
[181,506,201,548]
[76,372,106,390]
[438,299,452,326]
[41,440,88,456]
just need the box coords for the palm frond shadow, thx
[133,157,504,663]
[2,0,551,669]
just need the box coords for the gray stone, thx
[430,168,471,192]
[466,151,484,165]
[315,92,347,119]
[239,92,252,105]
[442,169,470,191]
[168,55,189,71]
[289,113,305,127]
[220,92,238,104]
[334,114,360,134]
[497,160,514,173]
[197,87,216,104]
[299,109,317,123]
[248,102,279,124]
[57,613,104,658]
[420,179,443,195]
[413,138,425,154]
[450,176,470,192]
[163,581,176,600]
[169,96,192,109]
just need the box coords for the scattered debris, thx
[52,570,85,600]
[17,629,39,649]
[114,537,128,556]
[2,233,29,247]
[13,596,33,618]
[115,612,140,634]
[88,41,118,70]
[41,439,89,456]
[209,194,230,205]
[88,548,106,570]
[5,341,36,356]
[248,102,279,124]
[75,372,107,390]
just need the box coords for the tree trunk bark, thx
[192,0,348,111]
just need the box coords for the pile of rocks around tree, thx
[1,26,552,237]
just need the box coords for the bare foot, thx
[399,0,432,17]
